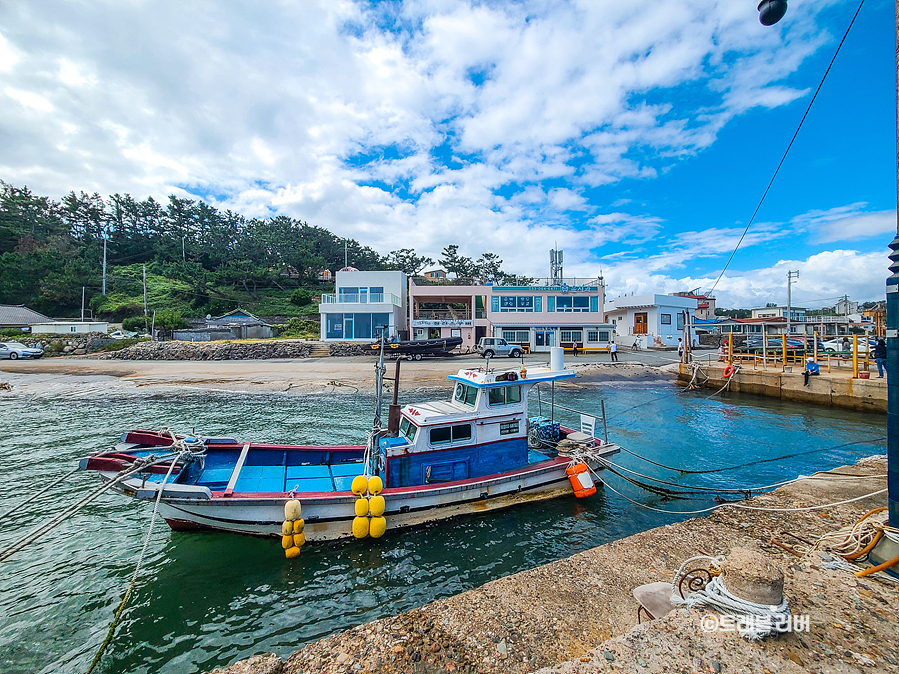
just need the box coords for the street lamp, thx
[758,0,788,26]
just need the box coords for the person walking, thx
[873,338,887,378]
[610,341,619,362]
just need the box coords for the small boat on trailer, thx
[80,348,620,543]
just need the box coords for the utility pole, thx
[81,286,85,322]
[142,264,148,316]
[786,270,799,335]
[102,237,107,295]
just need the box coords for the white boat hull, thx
[103,452,615,542]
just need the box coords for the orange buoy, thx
[566,463,597,498]
[723,365,735,378]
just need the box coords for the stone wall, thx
[328,342,375,357]
[19,332,116,356]
[101,339,312,360]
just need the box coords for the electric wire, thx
[705,0,867,296]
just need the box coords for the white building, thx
[318,269,407,341]
[30,321,109,334]
[604,294,698,347]
[408,278,613,353]
[751,305,807,322]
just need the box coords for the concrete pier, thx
[210,456,896,674]
[678,362,887,413]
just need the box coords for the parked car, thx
[821,337,871,354]
[476,337,524,358]
[0,342,44,360]
[741,336,823,354]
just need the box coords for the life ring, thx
[723,365,735,378]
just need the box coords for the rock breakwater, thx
[101,339,312,361]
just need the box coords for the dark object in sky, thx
[758,0,788,25]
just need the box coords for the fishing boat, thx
[79,347,620,542]
[369,335,463,360]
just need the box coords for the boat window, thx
[399,418,417,442]
[429,424,472,445]
[453,382,478,407]
[488,385,521,406]
[430,427,451,444]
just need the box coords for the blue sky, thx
[0,0,894,308]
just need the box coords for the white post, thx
[81,286,85,322]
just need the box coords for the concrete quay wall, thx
[210,458,894,674]
[678,363,886,413]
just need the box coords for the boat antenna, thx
[373,326,387,430]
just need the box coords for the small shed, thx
[30,321,109,334]
[173,309,273,341]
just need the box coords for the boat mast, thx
[373,326,387,431]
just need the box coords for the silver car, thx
[0,342,44,359]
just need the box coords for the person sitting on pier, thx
[803,357,820,386]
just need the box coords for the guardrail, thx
[320,293,402,306]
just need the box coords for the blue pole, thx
[888,237,899,526]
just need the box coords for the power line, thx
[705,0,867,296]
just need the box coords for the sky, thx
[0,0,894,308]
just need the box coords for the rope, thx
[0,466,82,521]
[598,476,887,516]
[612,436,886,475]
[84,452,182,674]
[0,452,182,564]
[677,574,791,639]
[705,0,867,296]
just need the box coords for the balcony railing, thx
[415,309,472,321]
[320,292,402,306]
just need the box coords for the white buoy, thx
[550,346,564,372]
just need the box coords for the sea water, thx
[0,379,885,674]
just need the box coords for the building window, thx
[70,326,77,333]
[498,296,534,312]
[747,325,762,333]
[661,314,671,325]
[534,296,542,312]
[325,312,390,339]
[502,330,529,343]
[677,314,684,330]
[491,296,500,312]
[500,420,519,435]
[587,330,598,342]
[560,330,583,343]
[555,296,589,312]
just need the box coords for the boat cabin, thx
[381,365,574,488]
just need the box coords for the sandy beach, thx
[0,353,679,397]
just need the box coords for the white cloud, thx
[790,205,897,243]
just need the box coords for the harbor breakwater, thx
[678,362,886,413]
[210,457,895,674]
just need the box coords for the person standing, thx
[873,338,887,378]
[677,338,684,361]
[610,341,619,362]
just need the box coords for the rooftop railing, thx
[320,292,402,306]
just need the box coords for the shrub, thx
[122,316,150,332]
[290,289,315,306]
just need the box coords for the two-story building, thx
[318,269,407,341]
[751,305,807,322]
[408,278,613,353]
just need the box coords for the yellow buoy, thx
[368,475,383,495]
[285,546,301,559]
[351,475,368,495]
[352,516,369,539]
[354,498,370,517]
[281,520,294,536]
[292,518,305,534]
[369,494,386,517]
[284,499,302,520]
[281,535,294,549]
[293,533,306,548]
[369,516,387,538]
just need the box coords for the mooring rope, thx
[0,452,182,564]
[84,452,183,674]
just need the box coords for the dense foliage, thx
[0,182,517,319]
